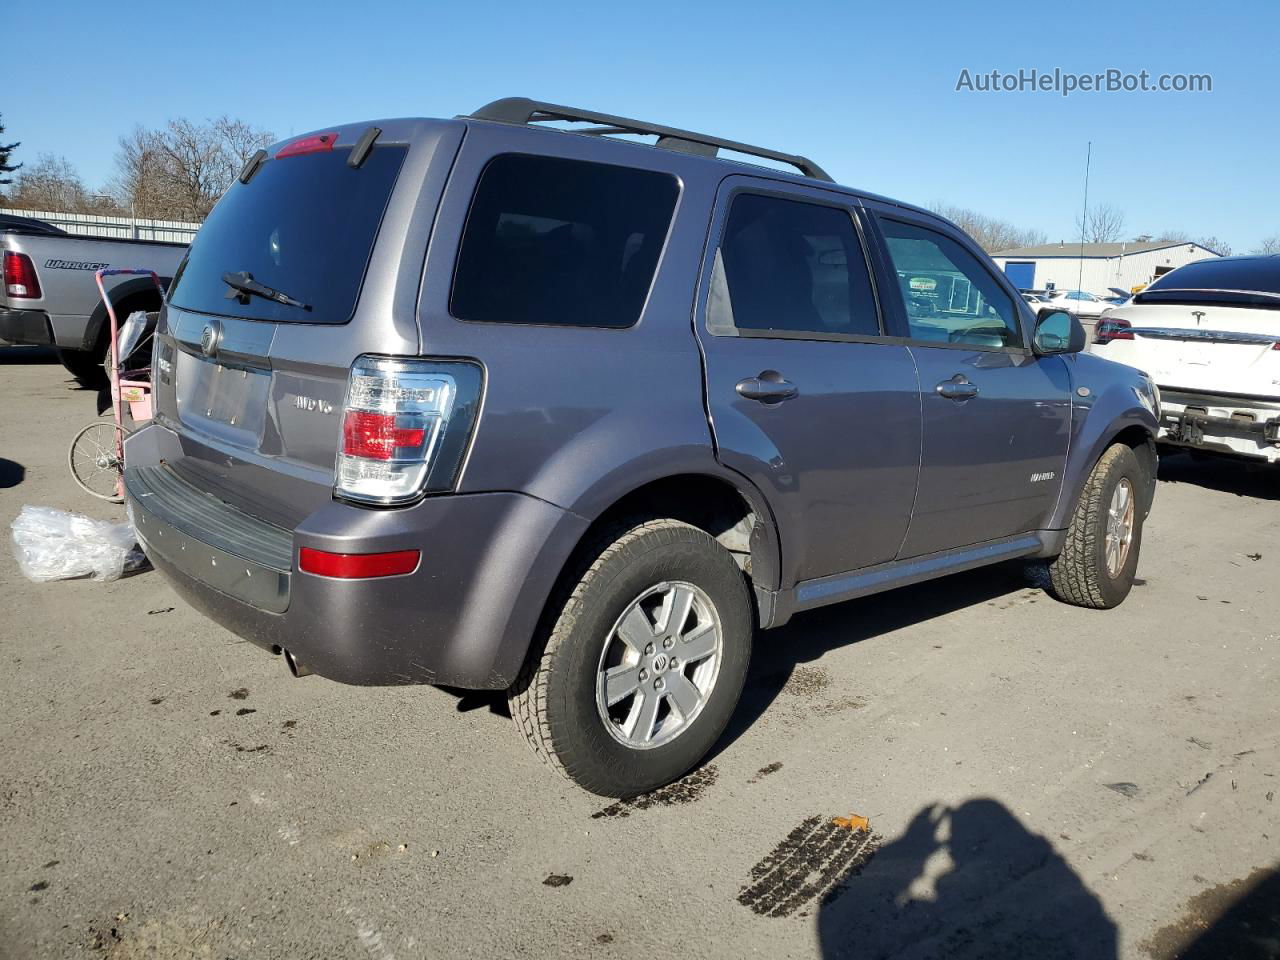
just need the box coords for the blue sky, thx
[6,0,1277,251]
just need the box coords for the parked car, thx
[124,98,1160,797]
[1035,288,1114,317]
[0,216,186,381]
[1021,291,1050,312]
[1034,288,1116,341]
[1090,255,1280,463]
[1103,287,1132,307]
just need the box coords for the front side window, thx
[880,219,1022,348]
[450,154,679,328]
[709,193,881,338]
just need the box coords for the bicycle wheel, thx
[68,419,126,502]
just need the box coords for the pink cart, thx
[67,269,164,501]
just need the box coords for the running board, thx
[759,532,1056,628]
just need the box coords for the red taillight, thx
[3,251,41,299]
[276,132,339,158]
[341,411,426,461]
[298,547,420,579]
[1094,317,1134,344]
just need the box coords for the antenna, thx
[1077,141,1092,294]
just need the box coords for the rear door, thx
[865,207,1072,558]
[694,178,921,586]
[152,122,463,527]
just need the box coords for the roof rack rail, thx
[465,97,833,183]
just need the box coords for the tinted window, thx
[879,219,1021,348]
[168,145,407,324]
[1138,257,1280,307]
[450,154,678,328]
[710,193,880,337]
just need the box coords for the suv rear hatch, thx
[151,120,463,528]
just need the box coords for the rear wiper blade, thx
[221,271,311,311]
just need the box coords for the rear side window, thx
[450,154,679,328]
[709,193,881,338]
[168,145,407,324]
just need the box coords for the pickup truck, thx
[1,213,186,381]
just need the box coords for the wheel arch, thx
[550,465,783,629]
[1051,393,1159,533]
[80,276,170,352]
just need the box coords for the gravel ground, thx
[2,345,1277,959]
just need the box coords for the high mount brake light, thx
[3,251,41,298]
[1094,317,1134,344]
[334,356,483,505]
[276,132,339,158]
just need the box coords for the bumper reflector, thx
[298,547,420,579]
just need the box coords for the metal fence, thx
[3,208,200,244]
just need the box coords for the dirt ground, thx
[2,345,1277,959]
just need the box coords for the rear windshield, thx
[1136,257,1280,308]
[450,154,679,328]
[167,145,407,324]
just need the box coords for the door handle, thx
[736,372,798,404]
[935,375,979,402]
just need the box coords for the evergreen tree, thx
[0,113,19,185]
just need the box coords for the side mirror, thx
[1033,310,1086,355]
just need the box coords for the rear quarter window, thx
[450,154,679,328]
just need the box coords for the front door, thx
[868,211,1072,558]
[695,180,921,587]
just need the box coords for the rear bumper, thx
[124,426,588,688]
[0,308,53,345]
[1157,388,1280,462]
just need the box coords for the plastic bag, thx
[114,311,151,371]
[10,505,148,583]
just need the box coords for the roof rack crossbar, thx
[466,97,832,182]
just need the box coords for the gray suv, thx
[125,99,1160,797]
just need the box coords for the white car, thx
[1034,289,1116,341]
[1089,256,1280,463]
[1035,288,1113,317]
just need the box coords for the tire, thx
[508,518,753,798]
[1046,444,1146,609]
[57,347,107,385]
[68,416,126,502]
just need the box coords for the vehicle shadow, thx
[444,562,1031,734]
[0,345,58,365]
[1157,448,1279,501]
[816,798,1118,959]
[1147,864,1280,960]
[708,562,1030,762]
[0,458,25,488]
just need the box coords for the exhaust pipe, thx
[282,649,312,678]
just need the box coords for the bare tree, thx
[110,116,274,221]
[1154,231,1233,256]
[110,126,173,218]
[1074,203,1126,244]
[929,202,1047,253]
[6,153,92,211]
[1254,236,1280,255]
[1192,236,1233,256]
